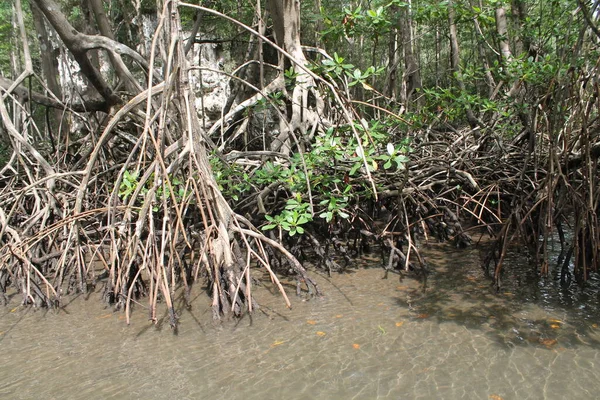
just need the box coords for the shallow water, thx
[2,243,600,399]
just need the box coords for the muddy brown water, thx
[2,243,600,399]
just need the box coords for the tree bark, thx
[385,21,400,100]
[470,0,496,97]
[448,0,479,127]
[399,0,421,105]
[267,0,317,153]
[495,6,513,63]
[30,1,66,136]
[511,0,534,57]
[30,3,61,98]
[87,0,141,93]
[31,0,149,108]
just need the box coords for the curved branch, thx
[578,0,600,40]
[32,0,150,106]
[0,76,110,113]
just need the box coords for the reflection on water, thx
[2,243,600,399]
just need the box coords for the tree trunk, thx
[435,24,440,87]
[32,0,149,109]
[399,0,421,105]
[30,3,61,98]
[448,0,479,127]
[30,1,66,136]
[87,0,141,93]
[470,0,496,98]
[495,6,513,63]
[386,22,400,100]
[314,0,324,46]
[448,0,461,78]
[511,0,533,57]
[267,0,318,153]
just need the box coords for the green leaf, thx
[395,155,410,164]
[319,211,334,222]
[349,163,361,176]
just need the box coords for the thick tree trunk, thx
[30,1,65,136]
[448,1,461,77]
[30,3,61,98]
[495,6,513,63]
[32,0,149,109]
[435,24,440,87]
[267,0,318,153]
[511,0,533,57]
[314,0,323,46]
[267,0,306,70]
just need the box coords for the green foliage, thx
[0,2,14,75]
[252,91,285,114]
[211,157,251,202]
[413,0,448,23]
[364,5,390,33]
[208,113,412,237]
[321,1,400,42]
[0,139,12,168]
[347,66,382,89]
[262,197,312,237]
[422,86,503,123]
[320,52,355,78]
[118,170,140,202]
[250,117,412,235]
[118,170,188,211]
[284,66,299,87]
[319,194,350,223]
[314,52,383,89]
[347,120,412,176]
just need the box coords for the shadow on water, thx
[397,241,600,350]
[4,240,600,399]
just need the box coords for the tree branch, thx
[0,76,110,113]
[32,0,151,106]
